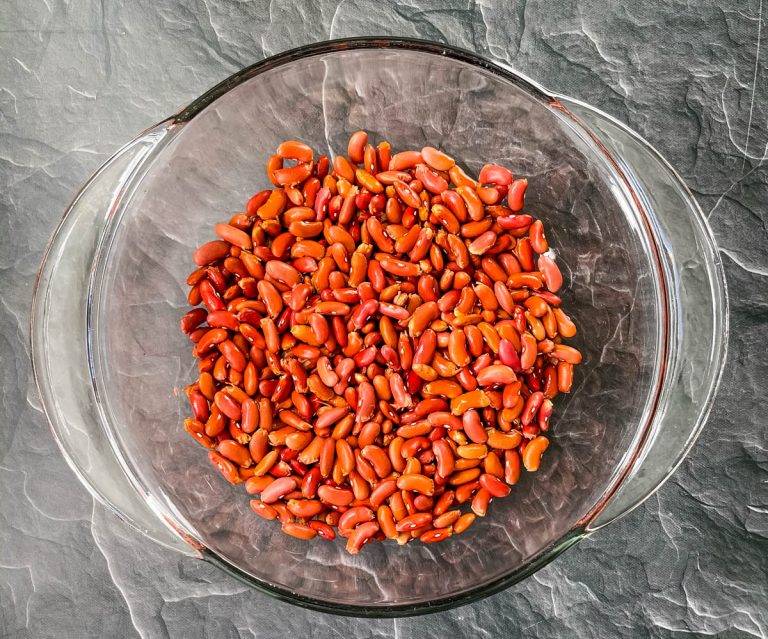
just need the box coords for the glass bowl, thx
[31,38,727,616]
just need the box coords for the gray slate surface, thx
[1,1,767,637]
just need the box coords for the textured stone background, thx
[1,1,767,637]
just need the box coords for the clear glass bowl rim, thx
[31,36,729,617]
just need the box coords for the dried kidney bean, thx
[181,131,581,552]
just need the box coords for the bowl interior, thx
[92,46,661,609]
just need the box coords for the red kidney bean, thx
[346,521,380,553]
[193,240,230,266]
[260,477,297,504]
[478,164,514,186]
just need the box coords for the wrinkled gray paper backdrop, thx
[1,1,766,637]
